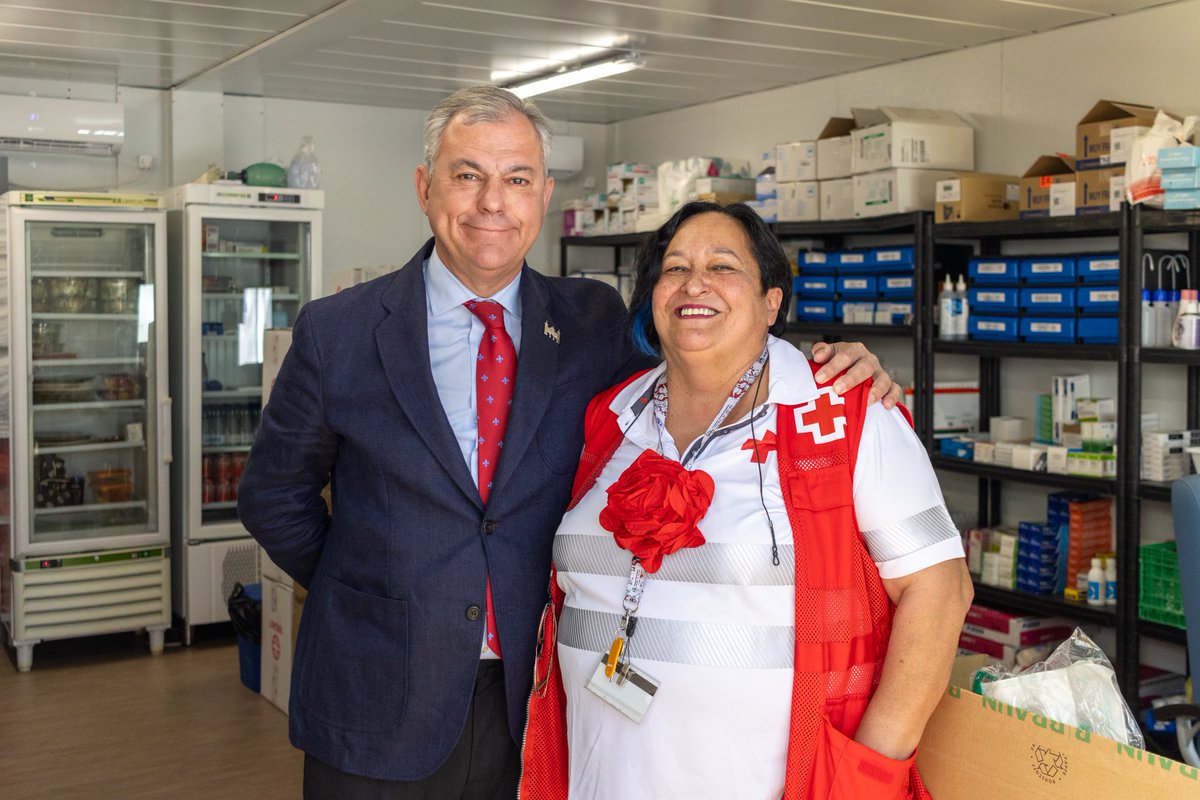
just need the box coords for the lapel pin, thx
[544,321,561,344]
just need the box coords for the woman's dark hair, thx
[627,201,792,357]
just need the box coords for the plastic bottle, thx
[1171,288,1200,350]
[1140,287,1156,347]
[938,275,961,340]
[1104,556,1117,606]
[954,274,970,339]
[1152,286,1172,347]
[1087,557,1105,606]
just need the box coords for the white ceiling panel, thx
[0,0,1177,123]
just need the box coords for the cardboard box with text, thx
[1020,155,1076,218]
[935,172,1020,223]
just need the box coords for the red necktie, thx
[465,300,516,658]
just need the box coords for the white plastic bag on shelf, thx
[1126,111,1198,207]
[977,628,1144,748]
[287,136,321,189]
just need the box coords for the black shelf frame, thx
[933,340,1120,361]
[932,456,1117,493]
[972,584,1118,626]
[786,322,914,339]
[1138,481,1175,503]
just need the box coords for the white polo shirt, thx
[552,335,963,799]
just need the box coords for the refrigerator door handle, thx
[160,397,173,464]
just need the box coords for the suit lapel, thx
[490,270,558,502]
[377,241,481,508]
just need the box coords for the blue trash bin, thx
[229,582,262,692]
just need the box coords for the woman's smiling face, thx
[652,211,783,365]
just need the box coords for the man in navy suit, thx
[238,85,899,799]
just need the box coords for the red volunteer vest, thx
[519,364,932,800]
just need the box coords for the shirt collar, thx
[609,336,820,429]
[425,244,523,321]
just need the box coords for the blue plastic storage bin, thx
[969,287,1019,312]
[798,251,837,273]
[1077,285,1120,313]
[1020,287,1077,313]
[1020,316,1076,343]
[969,257,1020,284]
[1076,254,1120,282]
[1020,256,1076,283]
[837,275,877,297]
[869,245,914,268]
[970,315,1019,341]
[1078,315,1118,343]
[795,275,837,297]
[796,300,835,322]
[879,274,915,295]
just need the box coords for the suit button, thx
[482,520,497,535]
[465,605,482,621]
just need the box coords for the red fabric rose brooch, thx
[598,449,715,573]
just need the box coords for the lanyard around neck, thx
[652,343,770,470]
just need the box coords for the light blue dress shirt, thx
[424,247,523,492]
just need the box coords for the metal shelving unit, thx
[931,206,1196,707]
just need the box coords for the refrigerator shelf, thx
[34,500,146,517]
[34,440,145,455]
[33,356,144,367]
[202,445,252,454]
[32,268,145,278]
[32,313,139,322]
[202,387,261,399]
[202,501,239,511]
[33,399,145,412]
[201,251,301,261]
[201,292,300,301]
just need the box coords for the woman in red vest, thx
[520,201,973,799]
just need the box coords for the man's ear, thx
[414,164,432,214]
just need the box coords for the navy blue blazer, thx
[238,239,648,780]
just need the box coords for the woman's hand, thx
[811,341,902,408]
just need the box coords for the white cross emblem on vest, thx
[794,386,847,444]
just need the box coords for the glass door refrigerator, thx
[164,183,322,642]
[0,191,172,671]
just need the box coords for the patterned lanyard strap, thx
[652,342,770,469]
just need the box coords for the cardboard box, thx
[776,181,819,222]
[818,177,854,220]
[776,141,817,182]
[1019,155,1076,219]
[1075,164,1125,214]
[260,575,294,714]
[1109,125,1148,165]
[935,172,1020,223]
[853,168,958,218]
[850,107,975,174]
[816,117,855,180]
[917,686,1197,800]
[692,177,755,196]
[1075,100,1159,168]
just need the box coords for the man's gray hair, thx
[423,85,554,173]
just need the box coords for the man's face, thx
[414,112,554,295]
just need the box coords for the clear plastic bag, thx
[1126,110,1198,207]
[287,135,321,189]
[977,628,1144,748]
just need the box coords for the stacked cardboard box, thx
[935,172,1020,224]
[849,107,974,218]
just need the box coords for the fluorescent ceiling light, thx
[507,52,644,99]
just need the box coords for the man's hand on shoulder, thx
[811,341,901,409]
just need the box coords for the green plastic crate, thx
[1139,541,1186,628]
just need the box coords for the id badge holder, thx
[585,656,660,724]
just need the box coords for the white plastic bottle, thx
[938,275,961,340]
[1087,557,1105,607]
[954,274,970,339]
[1104,557,1117,606]
[1171,288,1200,350]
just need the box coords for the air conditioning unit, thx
[0,95,125,157]
[547,134,584,179]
